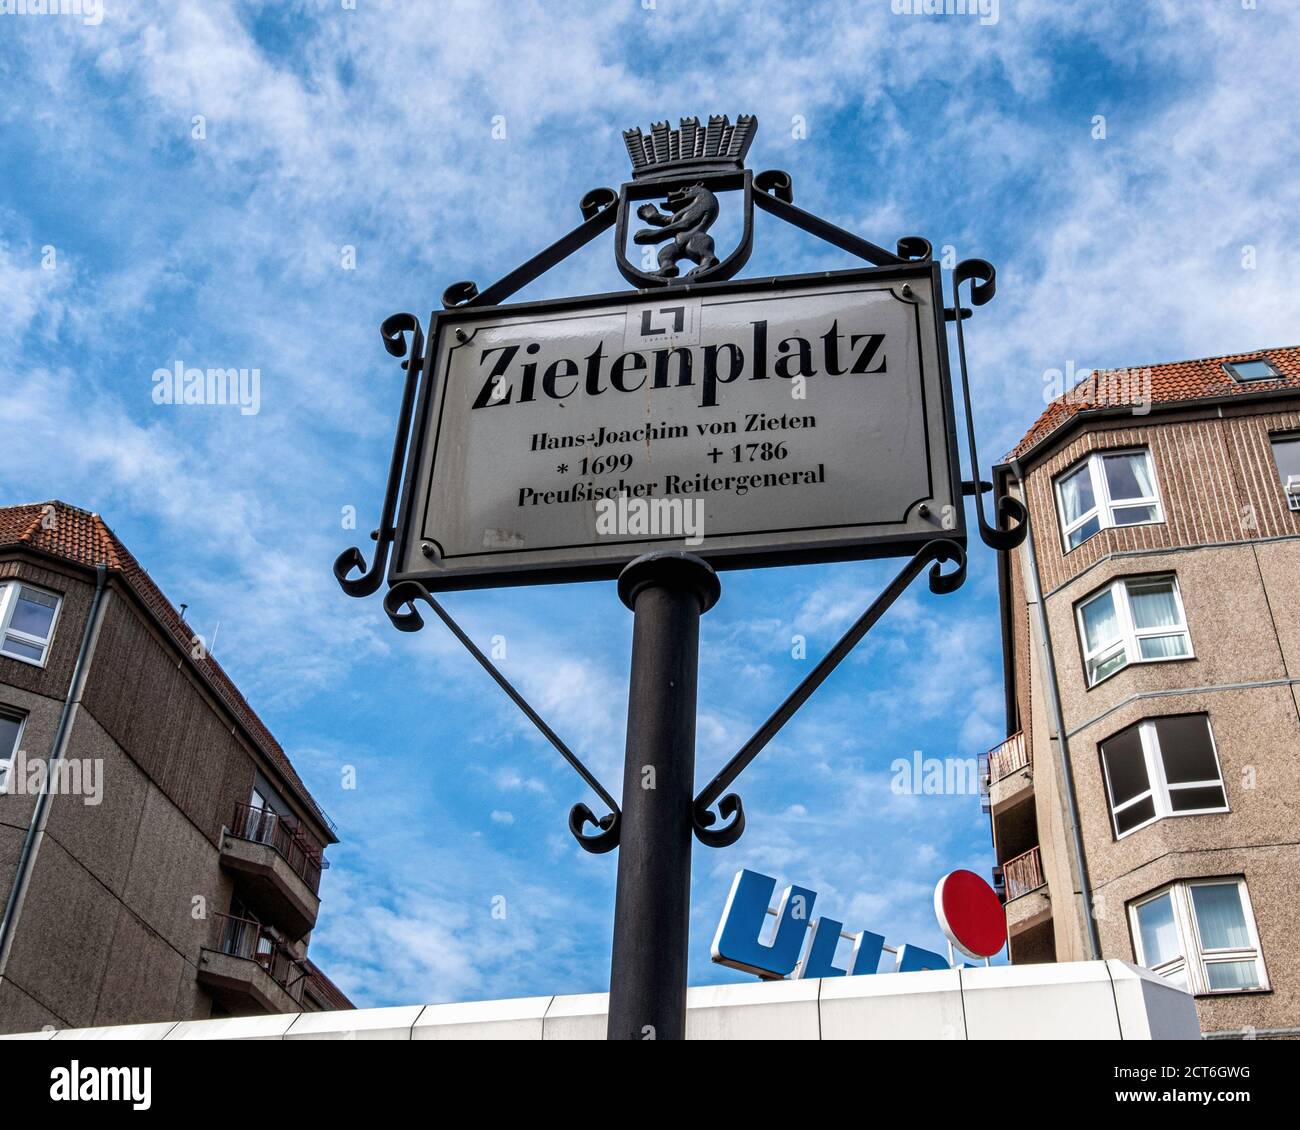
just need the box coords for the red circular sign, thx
[934,870,1007,959]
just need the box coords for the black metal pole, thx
[607,551,720,1040]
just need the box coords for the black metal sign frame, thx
[389,260,966,593]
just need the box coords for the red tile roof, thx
[303,958,354,1010]
[1007,345,1300,461]
[0,501,333,839]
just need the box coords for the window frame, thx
[0,582,63,669]
[1099,714,1229,839]
[1222,357,1283,384]
[1130,878,1269,996]
[1076,574,1193,688]
[0,708,27,794]
[1267,432,1300,513]
[1053,447,1164,553]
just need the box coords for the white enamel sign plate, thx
[393,266,963,590]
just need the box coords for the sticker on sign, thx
[392,265,964,590]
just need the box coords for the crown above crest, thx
[623,114,757,181]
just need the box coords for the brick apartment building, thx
[0,501,350,1033]
[988,346,1300,1038]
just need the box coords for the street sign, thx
[392,262,964,590]
[340,110,1024,1039]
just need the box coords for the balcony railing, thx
[1003,845,1045,901]
[214,912,310,1001]
[988,730,1030,784]
[229,803,328,894]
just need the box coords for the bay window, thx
[1099,714,1227,837]
[1131,879,1267,995]
[0,710,24,794]
[1055,448,1162,551]
[1077,575,1191,686]
[1269,434,1300,512]
[0,583,62,667]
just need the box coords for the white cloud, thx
[0,238,67,343]
[5,0,1296,1004]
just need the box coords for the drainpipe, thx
[0,565,110,978]
[1009,459,1101,962]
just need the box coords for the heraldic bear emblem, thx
[633,183,720,279]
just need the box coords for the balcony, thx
[219,804,328,939]
[989,731,1029,781]
[1002,845,1051,936]
[1004,844,1045,899]
[985,731,1033,817]
[197,913,310,1015]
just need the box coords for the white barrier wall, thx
[1,960,1200,1041]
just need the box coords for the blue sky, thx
[3,0,1299,1007]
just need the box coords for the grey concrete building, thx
[988,346,1300,1038]
[0,501,351,1033]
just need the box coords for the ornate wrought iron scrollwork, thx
[693,792,745,848]
[568,803,621,854]
[951,259,1028,552]
[442,280,478,309]
[382,580,622,854]
[754,168,793,202]
[927,540,968,594]
[333,313,425,598]
[896,236,933,262]
[955,256,997,305]
[380,579,426,632]
[580,186,618,220]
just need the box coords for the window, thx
[1223,357,1283,383]
[1269,434,1300,512]
[1077,575,1192,686]
[1054,449,1162,551]
[0,710,25,794]
[1131,879,1267,995]
[223,896,279,965]
[245,787,271,842]
[1100,715,1227,837]
[0,583,62,667]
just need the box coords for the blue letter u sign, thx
[711,869,817,979]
